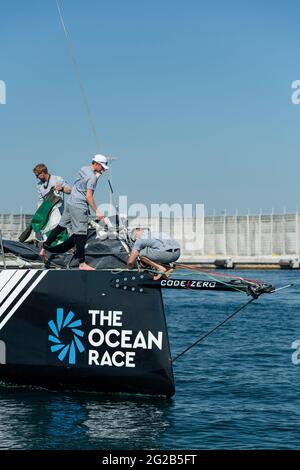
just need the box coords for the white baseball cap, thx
[93,154,109,170]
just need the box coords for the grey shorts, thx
[59,204,89,235]
[139,247,180,264]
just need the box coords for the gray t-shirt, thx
[68,166,98,209]
[37,175,68,209]
[133,231,180,252]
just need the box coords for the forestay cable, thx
[55,0,101,150]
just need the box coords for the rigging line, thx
[179,264,261,289]
[138,259,255,293]
[179,268,247,293]
[172,297,256,363]
[141,266,246,294]
[107,178,117,206]
[55,0,101,150]
[176,262,259,284]
[174,265,253,294]
[176,262,260,285]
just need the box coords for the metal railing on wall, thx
[1,211,300,257]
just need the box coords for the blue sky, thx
[0,0,300,214]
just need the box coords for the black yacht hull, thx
[0,269,175,397]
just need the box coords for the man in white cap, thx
[40,154,109,270]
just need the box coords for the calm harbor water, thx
[0,270,300,450]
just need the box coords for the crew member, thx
[127,228,181,269]
[33,163,71,212]
[40,154,109,271]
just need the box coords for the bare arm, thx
[127,250,139,269]
[55,184,71,194]
[63,185,71,194]
[86,189,104,220]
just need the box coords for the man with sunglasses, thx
[33,163,71,212]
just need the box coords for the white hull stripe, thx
[0,270,37,318]
[0,271,48,331]
[0,270,18,294]
[0,270,29,305]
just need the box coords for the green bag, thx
[31,189,61,232]
[19,189,70,246]
[32,189,69,246]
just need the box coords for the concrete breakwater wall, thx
[1,213,300,268]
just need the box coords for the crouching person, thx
[127,228,180,278]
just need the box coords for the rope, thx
[55,0,101,150]
[173,263,262,294]
[172,297,256,363]
[176,262,259,285]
